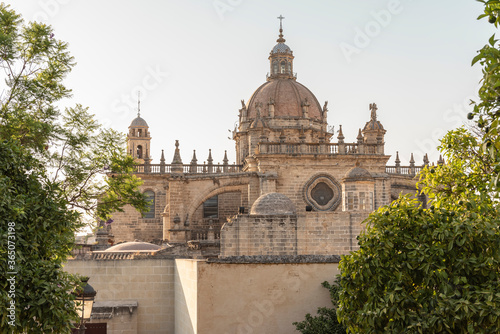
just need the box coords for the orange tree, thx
[337,1,500,332]
[338,129,500,333]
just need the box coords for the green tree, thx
[0,3,147,332]
[48,104,147,220]
[0,3,147,221]
[0,3,72,153]
[337,1,500,332]
[471,0,500,184]
[0,140,82,332]
[337,130,500,333]
[293,279,347,334]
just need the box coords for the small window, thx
[203,195,218,218]
[346,191,357,211]
[359,192,373,211]
[280,61,286,73]
[144,190,155,218]
[137,129,142,137]
[273,61,278,74]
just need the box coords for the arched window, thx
[137,145,143,159]
[143,190,155,218]
[286,62,291,74]
[203,195,218,218]
[280,61,286,73]
[137,129,142,137]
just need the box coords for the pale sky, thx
[6,0,495,165]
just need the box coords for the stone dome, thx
[250,192,296,215]
[246,80,323,121]
[272,42,292,54]
[344,167,373,181]
[104,241,160,252]
[130,116,149,127]
[363,119,384,131]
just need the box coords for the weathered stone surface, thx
[208,254,340,263]
[250,192,296,215]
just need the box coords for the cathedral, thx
[67,20,432,334]
[108,19,424,256]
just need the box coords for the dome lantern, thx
[268,15,295,81]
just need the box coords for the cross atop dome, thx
[137,91,141,118]
[278,15,285,26]
[277,15,285,43]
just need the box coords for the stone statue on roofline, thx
[369,103,378,121]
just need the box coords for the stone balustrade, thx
[189,218,223,241]
[385,165,424,176]
[257,142,381,155]
[133,163,243,174]
[131,149,428,177]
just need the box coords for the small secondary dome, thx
[250,192,296,215]
[272,43,292,54]
[363,103,384,131]
[130,116,148,128]
[344,167,373,181]
[104,241,160,252]
[363,119,384,131]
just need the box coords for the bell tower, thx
[127,93,151,163]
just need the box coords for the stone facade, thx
[220,211,369,257]
[111,174,167,243]
[109,143,420,256]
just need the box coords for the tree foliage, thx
[337,1,500,332]
[0,3,73,153]
[472,0,500,186]
[0,3,147,332]
[338,130,500,333]
[0,3,147,222]
[47,104,148,220]
[0,141,82,332]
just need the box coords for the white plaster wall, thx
[194,260,340,334]
[174,259,202,334]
